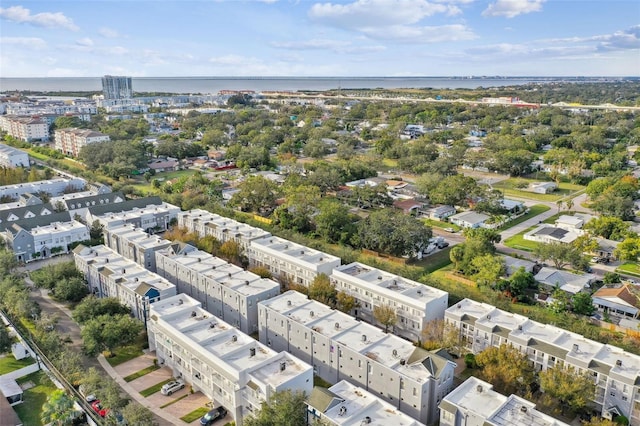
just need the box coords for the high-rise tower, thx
[101,75,133,99]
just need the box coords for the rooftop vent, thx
[518,325,523,331]
[191,311,197,317]
[362,335,367,342]
[520,406,528,414]
[250,347,256,357]
[616,359,622,367]
[476,385,483,393]
[178,299,183,305]
[486,314,491,320]
[280,361,286,372]
[338,406,347,416]
[209,322,216,329]
[335,322,340,330]
[400,359,406,365]
[287,300,292,306]
[310,311,314,317]
[573,344,579,352]
[417,289,422,295]
[245,280,250,285]
[392,349,398,357]
[232,335,238,342]
[361,416,372,425]
[300,250,304,255]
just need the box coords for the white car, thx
[161,379,185,396]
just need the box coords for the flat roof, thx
[180,209,270,240]
[446,299,495,322]
[251,235,340,268]
[442,377,507,419]
[487,395,568,426]
[30,220,86,235]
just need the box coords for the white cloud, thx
[482,0,544,18]
[98,27,120,38]
[1,37,46,49]
[271,38,386,54]
[363,24,476,42]
[0,5,78,31]
[76,38,94,47]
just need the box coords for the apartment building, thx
[54,128,110,157]
[102,75,133,99]
[248,236,341,288]
[259,291,456,425]
[3,212,89,262]
[439,377,569,426]
[330,262,448,341]
[73,244,176,321]
[147,294,313,426]
[0,144,29,168]
[0,177,86,200]
[0,115,49,142]
[177,209,271,251]
[307,380,425,426]
[445,299,640,423]
[86,197,179,231]
[103,224,172,272]
[155,244,280,334]
[49,191,125,219]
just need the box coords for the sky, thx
[1,0,639,77]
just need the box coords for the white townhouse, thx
[103,224,172,272]
[445,299,640,424]
[87,198,180,232]
[147,294,313,426]
[0,144,29,168]
[330,262,448,342]
[0,177,86,201]
[0,115,49,142]
[439,377,569,426]
[73,245,176,322]
[49,191,125,219]
[307,380,425,426]
[258,291,456,425]
[177,209,271,251]
[154,244,280,334]
[54,128,110,157]
[248,236,341,288]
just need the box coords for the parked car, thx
[437,241,449,249]
[91,400,108,417]
[200,406,228,425]
[443,227,456,233]
[161,379,185,396]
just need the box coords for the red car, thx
[91,400,108,417]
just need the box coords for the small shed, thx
[0,376,23,406]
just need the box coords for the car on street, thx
[437,241,449,249]
[161,378,185,396]
[200,406,228,425]
[443,227,456,233]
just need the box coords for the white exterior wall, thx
[0,178,86,200]
[0,144,29,168]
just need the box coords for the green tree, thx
[572,292,595,316]
[449,245,465,271]
[0,325,11,353]
[81,314,143,356]
[584,216,631,240]
[354,209,432,257]
[308,273,337,306]
[73,296,131,324]
[336,291,357,314]
[471,255,505,287]
[614,237,640,261]
[121,401,154,426]
[475,344,534,396]
[229,175,280,216]
[314,200,355,244]
[430,174,482,207]
[53,277,89,303]
[373,304,397,333]
[244,389,307,426]
[41,390,77,426]
[548,287,570,314]
[534,242,582,270]
[507,267,536,299]
[539,366,595,415]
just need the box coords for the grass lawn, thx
[381,158,398,169]
[130,169,198,193]
[160,394,189,409]
[180,407,210,423]
[492,178,584,202]
[14,371,57,426]
[314,375,332,388]
[422,218,462,232]
[0,354,35,375]
[123,364,160,382]
[140,378,173,397]
[498,204,550,231]
[617,263,640,277]
[503,226,540,252]
[415,247,453,274]
[105,333,148,367]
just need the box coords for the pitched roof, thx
[64,191,125,210]
[0,203,55,224]
[307,387,340,412]
[3,211,71,233]
[593,285,639,308]
[87,196,162,217]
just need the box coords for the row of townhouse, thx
[73,244,176,321]
[439,376,569,426]
[103,224,172,272]
[258,291,456,425]
[147,293,313,426]
[2,212,89,262]
[53,128,110,157]
[445,299,640,424]
[0,177,86,201]
[0,115,49,142]
[87,197,180,232]
[0,143,30,168]
[154,244,280,335]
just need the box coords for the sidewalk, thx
[98,354,187,426]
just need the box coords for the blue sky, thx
[1,0,639,77]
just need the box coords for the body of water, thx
[0,76,569,94]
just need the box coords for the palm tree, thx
[41,389,77,426]
[565,198,574,213]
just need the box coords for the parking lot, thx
[111,352,228,425]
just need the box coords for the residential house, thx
[147,294,313,426]
[528,182,557,194]
[73,244,176,321]
[50,191,125,219]
[501,255,536,277]
[259,291,456,425]
[449,211,490,229]
[148,159,180,173]
[534,267,596,295]
[330,262,448,342]
[0,144,29,168]
[445,298,640,423]
[0,203,54,226]
[500,199,525,215]
[393,199,424,215]
[555,213,594,232]
[423,205,456,221]
[439,377,569,426]
[154,244,280,334]
[593,285,639,319]
[307,380,424,426]
[524,225,579,245]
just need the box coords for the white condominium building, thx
[73,244,176,321]
[248,235,341,288]
[147,294,313,426]
[258,291,456,425]
[103,224,172,272]
[0,115,49,142]
[0,144,29,168]
[445,299,640,424]
[0,178,86,200]
[177,209,271,251]
[439,377,569,426]
[330,262,448,341]
[54,128,110,157]
[307,380,425,426]
[155,244,280,334]
[87,198,180,231]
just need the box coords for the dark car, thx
[200,406,228,425]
